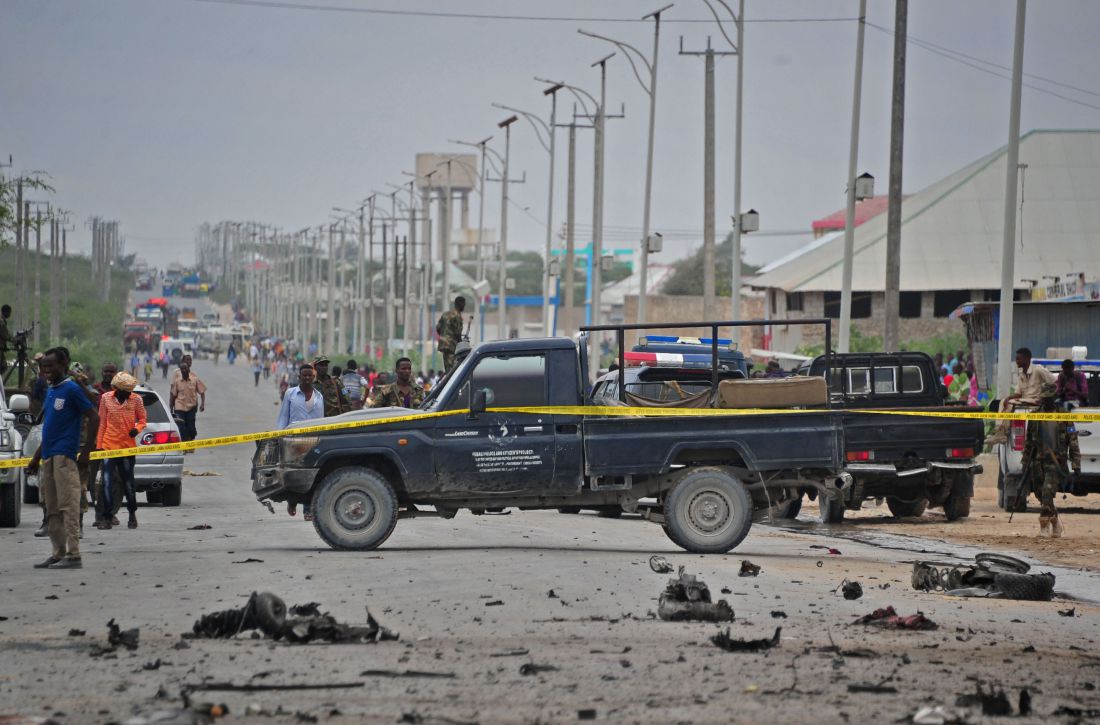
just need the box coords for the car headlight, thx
[280,436,319,466]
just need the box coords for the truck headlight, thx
[280,436,319,465]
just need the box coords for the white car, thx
[22,384,185,507]
[996,358,1100,510]
[0,383,29,527]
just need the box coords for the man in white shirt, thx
[276,364,324,521]
[991,347,1056,443]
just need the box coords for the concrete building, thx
[752,130,1100,350]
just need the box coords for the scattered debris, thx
[956,683,1012,716]
[770,611,788,619]
[837,580,863,600]
[912,553,1055,601]
[1018,689,1032,716]
[68,628,85,636]
[852,606,937,631]
[519,663,559,676]
[188,525,213,530]
[122,706,218,724]
[1058,607,1076,617]
[189,592,397,644]
[1053,706,1100,718]
[484,600,504,607]
[810,545,842,555]
[577,709,597,720]
[846,684,897,694]
[657,567,734,622]
[547,589,558,599]
[143,659,162,671]
[184,470,221,477]
[107,619,140,650]
[231,558,264,564]
[711,626,781,653]
[489,649,529,658]
[720,586,732,594]
[360,669,455,679]
[184,682,363,693]
[739,560,761,577]
[911,705,959,725]
[648,555,673,574]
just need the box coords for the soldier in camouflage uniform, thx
[371,357,425,409]
[312,356,349,416]
[436,296,466,373]
[1021,381,1081,538]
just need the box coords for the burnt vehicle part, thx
[657,566,735,622]
[911,553,1055,601]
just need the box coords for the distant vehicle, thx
[201,312,219,324]
[123,321,156,353]
[0,381,30,527]
[180,307,197,320]
[158,337,195,365]
[631,334,751,377]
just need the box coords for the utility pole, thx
[14,180,24,329]
[497,115,518,339]
[442,160,453,313]
[33,206,43,347]
[731,0,746,320]
[996,0,1028,399]
[326,223,335,354]
[543,84,562,336]
[49,213,60,342]
[680,36,735,319]
[564,122,579,334]
[838,0,868,353]
[580,4,671,323]
[591,54,613,367]
[883,0,907,352]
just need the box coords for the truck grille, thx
[254,440,279,466]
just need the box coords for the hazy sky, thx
[3,0,1099,269]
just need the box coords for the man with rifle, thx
[1018,381,1081,538]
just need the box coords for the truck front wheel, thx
[663,467,752,554]
[312,466,399,551]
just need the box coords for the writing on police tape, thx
[1,405,1095,470]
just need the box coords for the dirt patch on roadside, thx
[844,454,1100,572]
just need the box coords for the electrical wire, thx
[866,22,1100,114]
[178,0,856,24]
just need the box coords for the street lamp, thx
[579,3,673,324]
[497,114,518,339]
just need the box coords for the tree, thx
[0,172,53,246]
[661,232,759,296]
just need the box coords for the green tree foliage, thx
[0,173,55,246]
[661,233,760,296]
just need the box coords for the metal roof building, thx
[754,129,1100,293]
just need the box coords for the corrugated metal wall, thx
[1013,302,1100,356]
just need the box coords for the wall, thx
[620,293,765,352]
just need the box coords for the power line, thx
[179,0,856,24]
[866,22,1100,113]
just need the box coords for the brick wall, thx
[620,294,766,352]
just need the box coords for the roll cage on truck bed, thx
[252,318,977,553]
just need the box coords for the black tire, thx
[662,466,752,554]
[145,489,163,504]
[819,494,846,524]
[943,492,972,521]
[311,466,399,551]
[23,480,39,505]
[993,572,1055,602]
[0,477,21,528]
[596,505,623,519]
[886,496,928,518]
[557,506,581,514]
[161,484,182,507]
[774,497,803,520]
[252,592,287,635]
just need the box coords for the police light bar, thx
[624,351,714,368]
[638,334,738,351]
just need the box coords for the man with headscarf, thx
[95,371,147,529]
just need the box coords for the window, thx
[835,364,924,395]
[137,391,171,423]
[824,291,871,319]
[450,354,547,409]
[786,292,804,312]
[933,290,971,318]
[900,291,922,318]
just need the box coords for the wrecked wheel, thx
[253,592,287,635]
[886,496,928,518]
[993,572,1055,601]
[663,467,752,554]
[311,466,398,551]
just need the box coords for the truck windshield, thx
[420,352,478,411]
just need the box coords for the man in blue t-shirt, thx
[25,348,99,569]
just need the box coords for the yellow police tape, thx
[1,404,1096,471]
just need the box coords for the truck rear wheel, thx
[662,467,752,554]
[0,476,21,528]
[312,466,398,551]
[886,496,928,518]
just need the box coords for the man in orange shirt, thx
[96,372,147,530]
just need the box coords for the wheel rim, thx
[333,487,377,532]
[686,488,732,536]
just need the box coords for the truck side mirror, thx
[470,387,494,417]
[8,394,30,413]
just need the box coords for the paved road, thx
[3,299,1100,723]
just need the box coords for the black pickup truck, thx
[778,352,985,522]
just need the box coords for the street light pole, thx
[731,0,746,320]
[498,115,518,339]
[838,0,868,354]
[591,53,613,369]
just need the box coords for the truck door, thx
[433,352,559,495]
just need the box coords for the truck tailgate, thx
[841,407,985,462]
[582,412,843,478]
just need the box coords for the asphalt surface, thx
[3,293,1100,724]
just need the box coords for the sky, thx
[3,0,1099,270]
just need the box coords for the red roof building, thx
[810,196,894,238]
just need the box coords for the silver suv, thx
[0,382,30,527]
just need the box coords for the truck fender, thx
[315,447,409,479]
[660,440,756,473]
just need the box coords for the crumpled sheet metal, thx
[911,553,1055,602]
[657,567,735,622]
[190,592,397,644]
